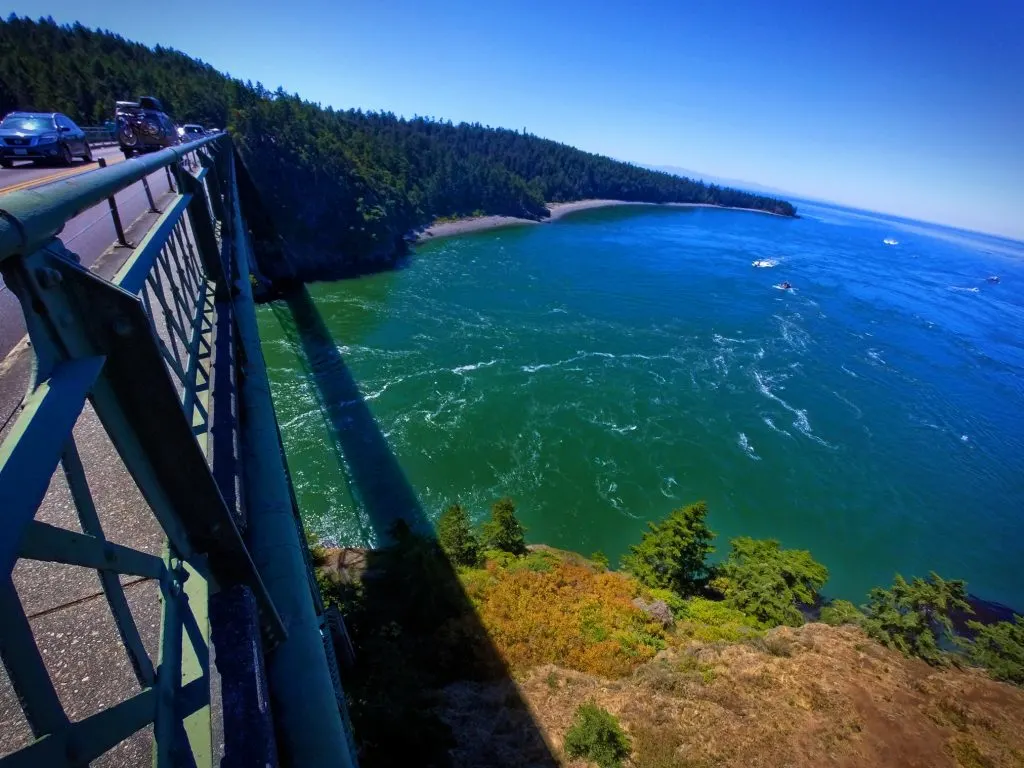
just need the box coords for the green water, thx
[258,203,1024,606]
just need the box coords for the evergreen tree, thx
[436,503,480,567]
[966,615,1024,686]
[621,501,715,596]
[480,497,527,555]
[862,572,970,665]
[712,537,829,627]
[0,16,798,282]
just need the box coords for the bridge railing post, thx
[176,163,229,303]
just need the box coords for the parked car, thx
[115,96,178,158]
[177,123,207,142]
[0,111,93,168]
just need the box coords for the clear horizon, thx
[8,1,1023,240]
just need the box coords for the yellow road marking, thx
[0,153,125,197]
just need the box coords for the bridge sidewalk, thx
[0,190,222,767]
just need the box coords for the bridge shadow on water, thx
[269,286,558,767]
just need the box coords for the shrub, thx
[621,501,715,596]
[675,596,762,643]
[563,702,631,768]
[712,537,828,627]
[306,531,329,567]
[966,615,1024,685]
[820,599,865,627]
[591,550,611,570]
[436,503,480,567]
[462,561,667,676]
[862,572,970,665]
[480,497,527,555]
[509,548,560,573]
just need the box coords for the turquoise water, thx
[257,203,1024,607]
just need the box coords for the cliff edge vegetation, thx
[313,499,1024,768]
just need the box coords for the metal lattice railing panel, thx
[0,135,287,767]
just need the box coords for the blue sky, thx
[12,0,1024,239]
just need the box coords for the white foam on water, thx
[949,286,980,293]
[660,476,678,498]
[738,432,762,460]
[841,364,859,378]
[774,315,810,352]
[752,259,778,268]
[866,349,886,366]
[451,359,498,375]
[520,349,627,374]
[753,370,834,448]
[832,390,863,418]
[762,415,792,438]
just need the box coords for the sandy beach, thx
[417,199,786,241]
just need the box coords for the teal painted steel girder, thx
[226,157,357,768]
[0,135,223,263]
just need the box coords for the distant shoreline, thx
[416,199,790,241]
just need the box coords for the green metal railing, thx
[0,136,356,766]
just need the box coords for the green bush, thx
[712,537,828,627]
[862,572,970,665]
[480,497,527,555]
[966,615,1024,685]
[621,501,715,597]
[590,550,611,570]
[819,599,865,627]
[436,503,480,567]
[676,596,763,643]
[563,702,632,768]
[645,588,688,614]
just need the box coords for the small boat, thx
[752,259,777,268]
[883,238,899,246]
[987,275,1000,283]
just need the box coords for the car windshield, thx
[1,115,55,132]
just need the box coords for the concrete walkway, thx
[0,188,214,766]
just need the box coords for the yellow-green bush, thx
[675,597,763,643]
[460,558,667,676]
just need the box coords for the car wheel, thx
[0,158,11,169]
[60,143,74,167]
[122,148,134,160]
[82,143,94,162]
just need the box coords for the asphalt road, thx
[0,144,124,194]
[0,146,176,358]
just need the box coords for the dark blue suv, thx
[0,112,94,168]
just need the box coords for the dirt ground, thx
[438,623,1024,768]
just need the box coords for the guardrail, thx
[0,135,356,766]
[81,126,118,147]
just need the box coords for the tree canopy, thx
[712,537,829,627]
[862,572,971,665]
[480,497,527,556]
[1,15,798,280]
[620,501,715,596]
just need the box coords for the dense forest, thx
[1,16,797,279]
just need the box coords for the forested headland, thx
[1,15,797,280]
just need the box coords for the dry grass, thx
[436,623,1024,767]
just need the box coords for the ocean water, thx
[257,202,1024,607]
